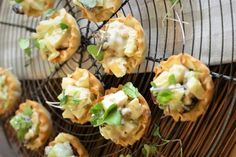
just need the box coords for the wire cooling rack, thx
[0,0,236,157]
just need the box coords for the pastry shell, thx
[15,100,52,150]
[98,85,151,146]
[101,15,146,76]
[62,68,104,124]
[36,9,81,64]
[74,0,122,22]
[153,53,214,121]
[21,0,54,17]
[0,67,21,116]
[47,133,89,157]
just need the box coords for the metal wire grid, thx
[0,0,236,156]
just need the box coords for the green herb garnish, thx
[19,38,32,58]
[10,106,33,141]
[79,0,97,8]
[169,0,180,5]
[44,8,57,17]
[87,45,104,61]
[59,23,69,30]
[150,81,157,88]
[151,124,183,157]
[156,90,173,104]
[122,82,140,99]
[168,74,176,85]
[90,103,122,126]
[15,0,23,3]
[142,144,157,157]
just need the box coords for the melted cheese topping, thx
[45,142,76,157]
[0,75,8,109]
[24,110,40,141]
[152,64,206,112]
[105,21,137,56]
[102,21,137,77]
[33,9,70,61]
[61,69,93,120]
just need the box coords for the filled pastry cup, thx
[12,0,54,17]
[0,67,21,116]
[150,53,214,121]
[10,100,52,150]
[90,82,151,146]
[44,133,88,157]
[73,0,122,22]
[91,15,146,78]
[32,8,81,64]
[56,68,104,124]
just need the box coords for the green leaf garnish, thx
[59,23,69,30]
[57,90,68,106]
[24,48,32,58]
[169,0,180,5]
[15,0,23,3]
[32,38,40,49]
[80,0,97,8]
[44,8,57,17]
[23,106,33,116]
[87,45,104,61]
[122,82,140,99]
[10,106,33,141]
[168,74,176,85]
[142,144,157,157]
[90,103,122,126]
[150,81,157,88]
[90,103,105,126]
[156,90,173,104]
[19,38,30,50]
[103,105,122,125]
[149,124,183,157]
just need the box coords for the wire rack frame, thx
[0,0,236,157]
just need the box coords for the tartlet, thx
[56,68,104,124]
[32,8,81,64]
[150,53,214,121]
[44,133,88,157]
[73,0,122,22]
[0,67,21,116]
[12,0,54,17]
[90,15,146,78]
[10,100,52,150]
[90,82,151,146]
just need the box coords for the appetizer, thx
[54,68,104,124]
[10,100,52,150]
[44,133,88,157]
[11,0,54,17]
[90,82,151,146]
[0,67,21,116]
[88,15,146,78]
[73,0,122,22]
[150,53,214,121]
[32,8,81,64]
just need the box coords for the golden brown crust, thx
[153,53,214,121]
[101,15,146,76]
[15,100,52,150]
[62,68,104,124]
[22,0,54,17]
[36,9,81,64]
[48,133,89,157]
[74,0,122,22]
[99,85,151,146]
[0,68,21,116]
